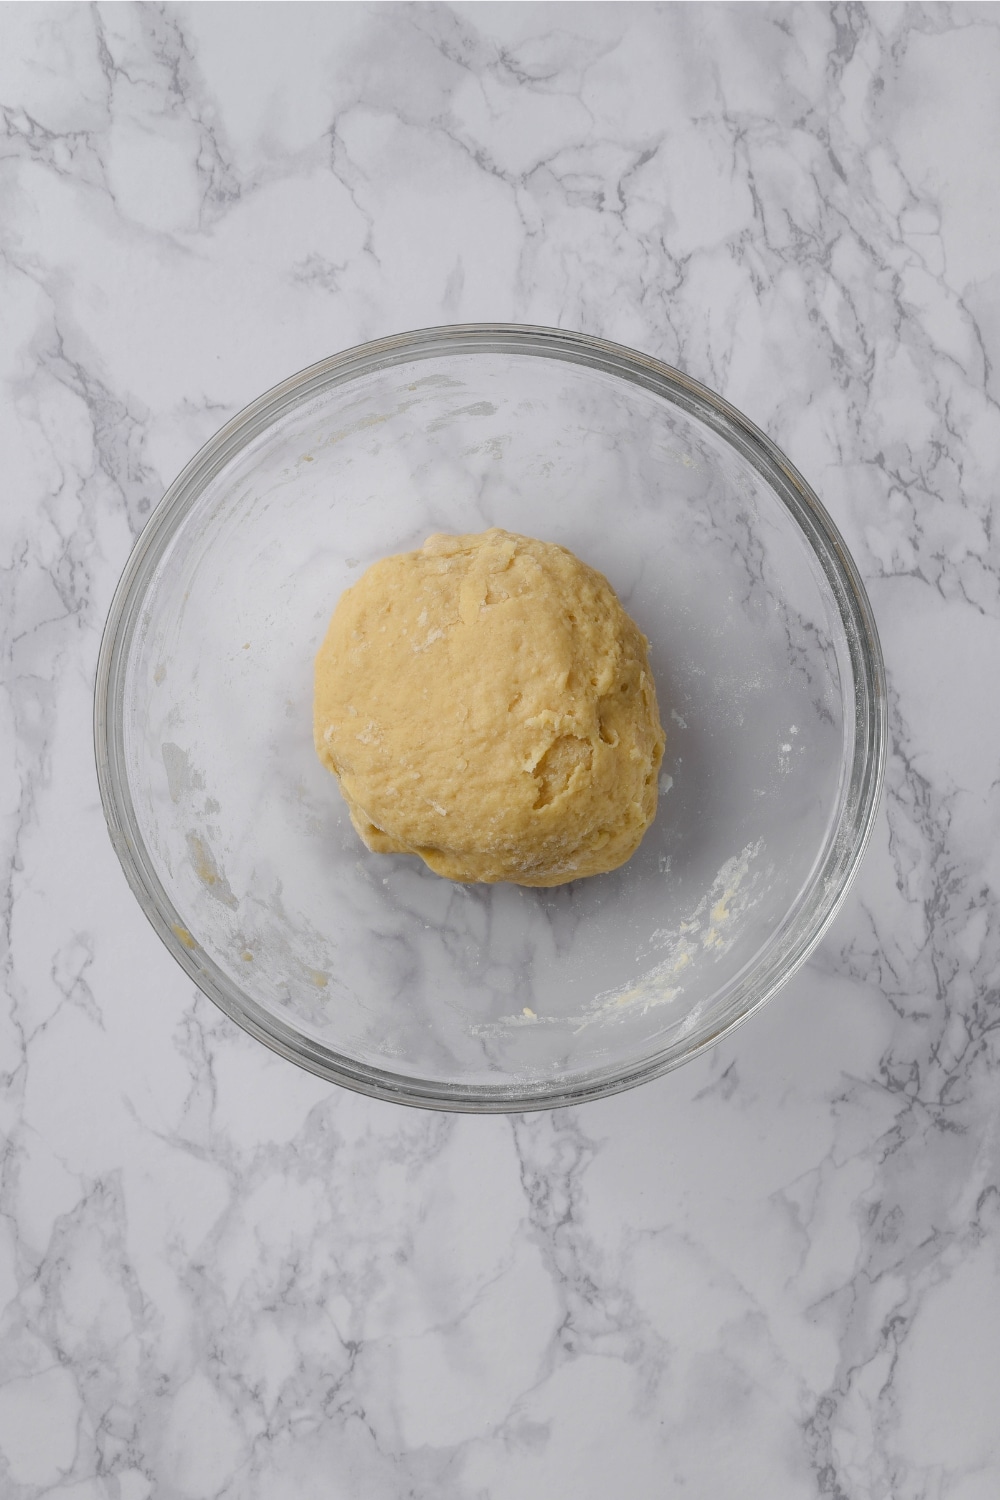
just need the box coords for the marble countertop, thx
[3,3,999,1496]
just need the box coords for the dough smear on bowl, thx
[314,528,666,886]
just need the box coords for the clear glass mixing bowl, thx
[95,326,886,1111]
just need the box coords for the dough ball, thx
[314,529,666,886]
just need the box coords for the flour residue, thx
[474,840,767,1039]
[574,840,766,1031]
[162,742,204,803]
[186,833,238,910]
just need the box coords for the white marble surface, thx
[2,2,999,1495]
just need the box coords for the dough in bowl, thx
[314,529,665,886]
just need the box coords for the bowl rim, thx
[94,323,887,1112]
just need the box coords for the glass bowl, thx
[95,325,886,1111]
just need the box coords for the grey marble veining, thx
[1,3,999,1496]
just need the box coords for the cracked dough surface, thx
[314,529,666,886]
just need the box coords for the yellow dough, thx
[314,529,666,886]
